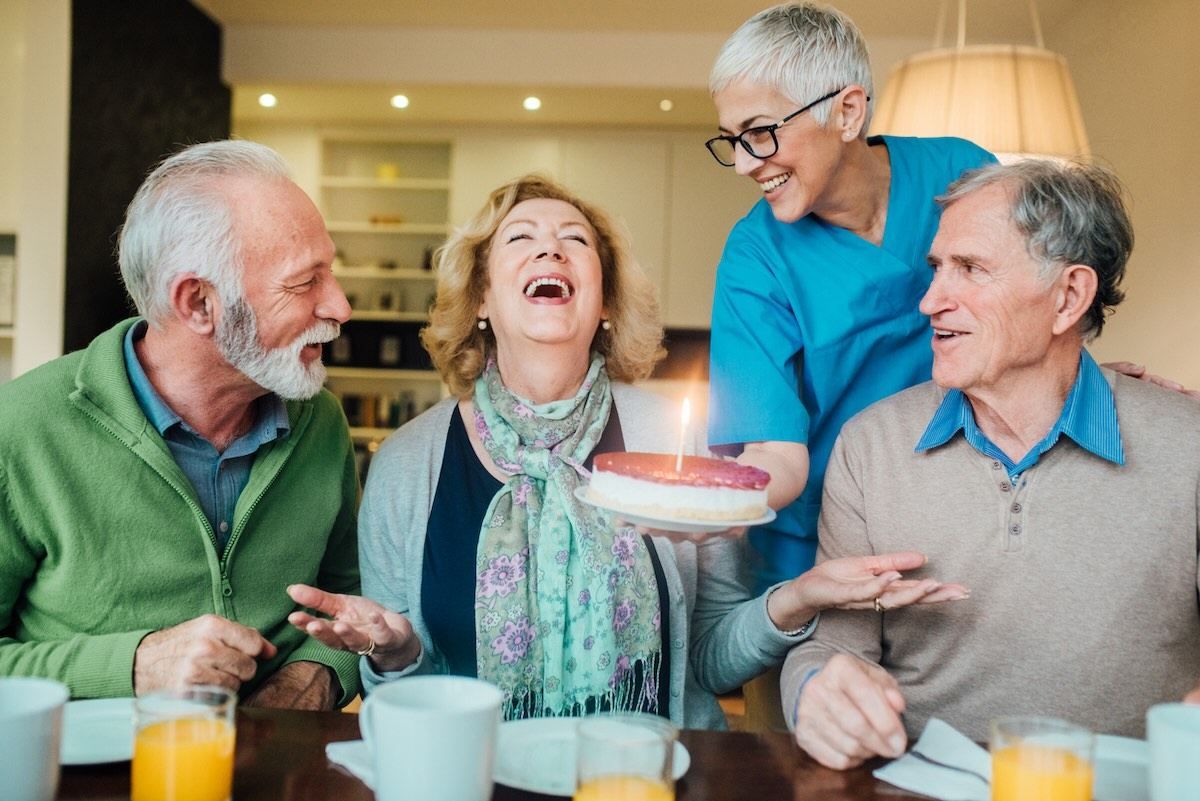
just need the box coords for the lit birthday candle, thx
[675,397,691,474]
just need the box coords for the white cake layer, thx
[588,469,767,521]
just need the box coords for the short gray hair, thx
[118,140,292,325]
[939,160,1133,339]
[709,2,874,130]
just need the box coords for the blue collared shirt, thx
[915,350,1124,479]
[123,321,290,552]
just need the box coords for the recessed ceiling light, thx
[390,94,410,109]
[523,96,542,111]
[659,99,674,112]
[258,93,277,108]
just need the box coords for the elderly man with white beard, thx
[0,140,360,709]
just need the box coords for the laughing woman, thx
[288,175,963,727]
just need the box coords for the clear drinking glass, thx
[990,716,1094,801]
[574,713,676,801]
[131,685,236,801]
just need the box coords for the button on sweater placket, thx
[1003,478,1029,552]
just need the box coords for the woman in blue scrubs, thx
[704,3,1180,591]
[704,3,996,589]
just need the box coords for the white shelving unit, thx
[318,137,451,445]
[319,136,452,273]
[332,266,438,324]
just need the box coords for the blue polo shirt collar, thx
[123,320,290,443]
[915,350,1124,472]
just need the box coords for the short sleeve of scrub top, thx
[707,135,997,586]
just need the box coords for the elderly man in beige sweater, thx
[781,159,1200,770]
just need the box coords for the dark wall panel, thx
[65,0,229,352]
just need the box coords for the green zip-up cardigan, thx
[0,319,361,703]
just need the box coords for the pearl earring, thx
[478,319,488,330]
[601,320,611,331]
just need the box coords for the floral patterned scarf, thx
[472,354,662,719]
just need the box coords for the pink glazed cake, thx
[588,452,770,521]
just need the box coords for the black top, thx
[421,404,670,715]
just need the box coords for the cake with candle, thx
[587,452,771,521]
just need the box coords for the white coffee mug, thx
[360,675,503,801]
[0,677,70,801]
[1147,702,1200,801]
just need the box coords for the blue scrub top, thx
[707,135,996,588]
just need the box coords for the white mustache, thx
[297,321,341,349]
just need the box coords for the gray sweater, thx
[359,382,807,729]
[782,370,1200,741]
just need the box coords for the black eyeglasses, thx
[705,88,849,167]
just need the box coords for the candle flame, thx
[675,397,691,474]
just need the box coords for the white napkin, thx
[325,739,374,790]
[873,718,991,801]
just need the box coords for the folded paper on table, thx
[873,718,990,801]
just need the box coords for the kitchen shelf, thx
[320,137,451,451]
[326,367,442,382]
[349,426,396,443]
[333,266,436,281]
[349,310,428,323]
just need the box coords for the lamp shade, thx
[871,44,1090,161]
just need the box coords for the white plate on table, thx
[574,486,775,535]
[1093,734,1149,801]
[494,717,690,796]
[61,698,135,765]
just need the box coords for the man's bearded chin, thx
[215,299,340,401]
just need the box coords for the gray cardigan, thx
[358,382,808,728]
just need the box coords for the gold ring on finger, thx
[356,636,376,657]
[873,597,887,614]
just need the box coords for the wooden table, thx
[58,708,919,800]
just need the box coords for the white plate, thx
[61,698,134,765]
[1094,734,1148,801]
[494,717,690,796]
[574,486,776,535]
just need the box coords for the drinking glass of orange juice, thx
[990,716,1094,801]
[574,714,676,801]
[131,686,236,801]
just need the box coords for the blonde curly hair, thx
[421,175,665,398]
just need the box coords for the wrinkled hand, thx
[801,552,969,611]
[767,552,968,632]
[287,584,420,673]
[134,614,277,695]
[1184,682,1200,704]
[795,654,907,770]
[243,660,339,711]
[1104,361,1200,400]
